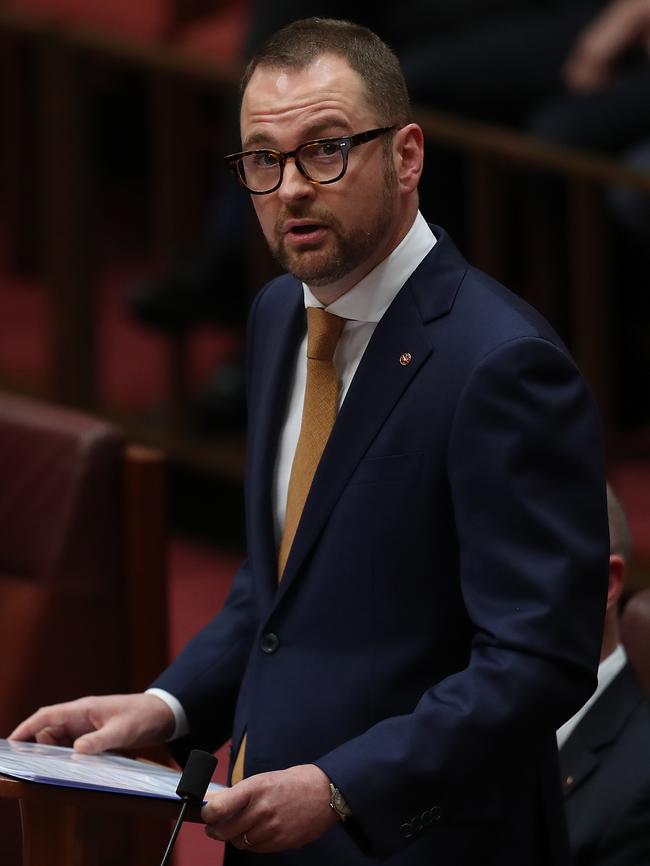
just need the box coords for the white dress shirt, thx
[556,643,627,750]
[149,211,436,739]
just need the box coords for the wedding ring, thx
[243,832,254,847]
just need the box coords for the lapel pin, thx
[399,352,412,366]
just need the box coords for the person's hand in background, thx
[565,0,650,91]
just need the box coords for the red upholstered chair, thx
[0,1,249,412]
[0,390,168,866]
[5,0,172,40]
[4,0,250,42]
[621,588,650,697]
[175,0,249,61]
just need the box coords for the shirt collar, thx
[598,642,627,688]
[302,210,436,323]
[556,643,628,749]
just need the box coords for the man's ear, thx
[607,554,626,610]
[394,123,424,193]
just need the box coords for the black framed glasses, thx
[224,125,399,195]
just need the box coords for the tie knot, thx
[306,307,344,361]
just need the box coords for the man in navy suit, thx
[558,485,650,865]
[12,17,609,865]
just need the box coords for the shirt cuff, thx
[145,688,189,740]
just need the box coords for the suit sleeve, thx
[149,287,272,763]
[315,336,609,859]
[150,557,259,761]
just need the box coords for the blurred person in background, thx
[406,0,650,428]
[558,484,650,866]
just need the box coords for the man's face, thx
[240,55,401,299]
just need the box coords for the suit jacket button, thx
[260,632,280,654]
[400,822,414,839]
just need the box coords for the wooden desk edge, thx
[0,775,204,822]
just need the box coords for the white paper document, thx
[0,738,223,801]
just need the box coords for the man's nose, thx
[276,158,315,202]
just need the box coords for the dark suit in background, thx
[560,663,650,866]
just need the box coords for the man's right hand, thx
[8,693,175,754]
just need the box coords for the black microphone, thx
[159,749,218,866]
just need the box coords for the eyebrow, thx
[243,117,354,151]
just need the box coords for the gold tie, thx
[278,306,345,577]
[231,307,343,786]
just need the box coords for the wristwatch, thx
[329,783,353,821]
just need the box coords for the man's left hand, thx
[201,764,340,852]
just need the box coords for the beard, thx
[268,158,398,287]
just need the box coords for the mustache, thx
[275,207,342,234]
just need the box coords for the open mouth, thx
[284,223,328,246]
[290,224,321,235]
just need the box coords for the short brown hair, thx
[240,17,412,127]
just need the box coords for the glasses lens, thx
[298,141,345,183]
[240,152,282,193]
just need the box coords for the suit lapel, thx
[560,664,645,798]
[273,234,466,603]
[559,734,599,797]
[247,284,305,607]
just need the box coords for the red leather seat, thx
[176,0,249,62]
[0,390,167,866]
[5,0,250,45]
[0,392,128,723]
[5,0,170,40]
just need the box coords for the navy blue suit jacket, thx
[154,228,609,865]
[561,663,650,865]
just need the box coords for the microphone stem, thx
[160,798,189,866]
